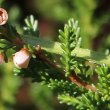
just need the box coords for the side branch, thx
[35,46,96,92]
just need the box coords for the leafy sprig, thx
[24,15,39,36]
[59,19,81,76]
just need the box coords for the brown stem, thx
[69,73,96,92]
[35,45,96,92]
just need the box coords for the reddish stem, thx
[69,73,96,92]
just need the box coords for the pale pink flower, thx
[0,8,8,25]
[13,48,31,68]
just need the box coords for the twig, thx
[23,35,110,67]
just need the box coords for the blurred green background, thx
[0,0,110,110]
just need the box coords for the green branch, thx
[23,35,110,67]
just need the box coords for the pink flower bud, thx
[0,53,4,64]
[13,48,31,68]
[0,8,8,25]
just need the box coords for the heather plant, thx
[0,12,110,110]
